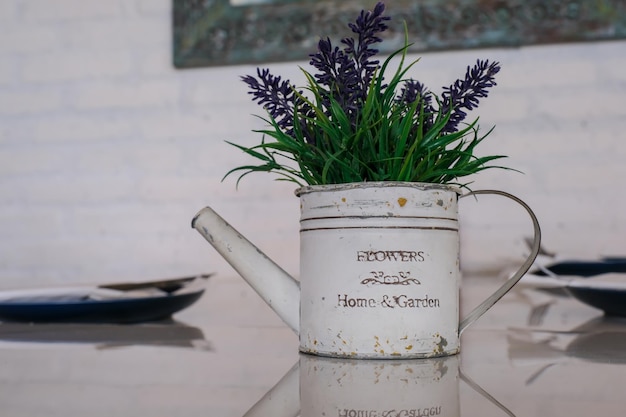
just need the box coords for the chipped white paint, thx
[297,183,462,358]
[193,182,541,358]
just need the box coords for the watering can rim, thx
[295,181,463,197]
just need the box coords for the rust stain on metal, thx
[433,333,448,355]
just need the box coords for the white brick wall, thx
[0,0,625,288]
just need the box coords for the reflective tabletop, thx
[1,274,625,416]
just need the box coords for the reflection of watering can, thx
[193,183,541,358]
[242,354,516,417]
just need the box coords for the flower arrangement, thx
[225,1,506,187]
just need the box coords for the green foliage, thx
[225,31,510,188]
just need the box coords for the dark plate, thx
[0,288,205,324]
[534,259,626,277]
[0,274,211,324]
[565,285,626,317]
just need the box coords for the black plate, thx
[0,275,211,324]
[0,289,205,323]
[533,259,626,277]
[565,285,626,317]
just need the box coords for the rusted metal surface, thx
[173,0,626,68]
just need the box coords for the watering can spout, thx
[192,207,300,334]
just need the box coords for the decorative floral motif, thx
[361,271,421,286]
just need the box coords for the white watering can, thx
[192,182,541,359]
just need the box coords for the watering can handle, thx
[458,190,541,334]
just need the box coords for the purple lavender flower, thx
[341,1,390,96]
[244,2,390,143]
[308,37,359,115]
[228,2,506,186]
[240,2,499,146]
[397,80,435,114]
[440,60,501,133]
[308,2,390,124]
[396,79,436,132]
[241,69,297,134]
